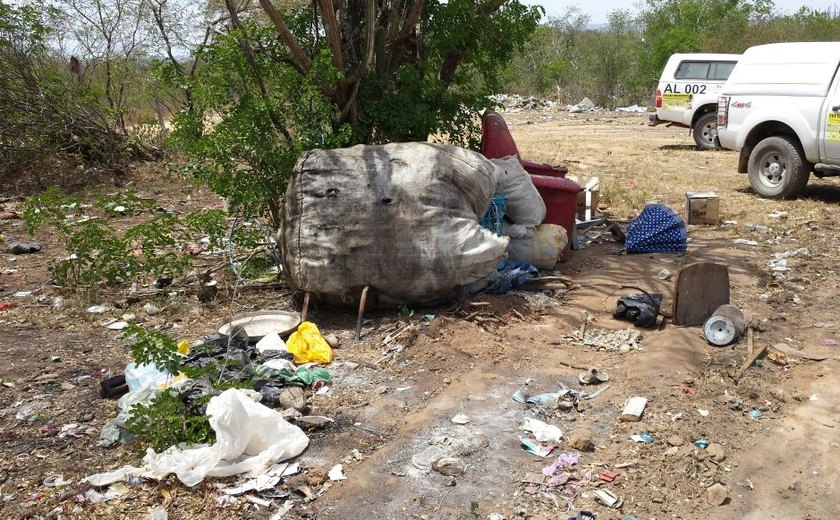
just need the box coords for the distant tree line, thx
[503,1,840,108]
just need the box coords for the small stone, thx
[451,414,470,425]
[87,305,109,314]
[707,483,729,506]
[324,334,340,348]
[52,297,64,310]
[433,457,466,476]
[444,478,457,487]
[375,385,388,395]
[770,388,788,403]
[566,429,594,452]
[666,435,685,447]
[706,443,726,462]
[143,303,162,315]
[277,386,307,411]
[121,313,136,321]
[488,514,505,520]
[651,496,664,504]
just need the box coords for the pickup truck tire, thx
[748,136,810,199]
[692,113,718,150]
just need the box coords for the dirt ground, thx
[2,109,840,520]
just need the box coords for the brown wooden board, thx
[672,262,730,326]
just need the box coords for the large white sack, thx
[490,156,546,226]
[507,224,568,270]
[280,142,509,307]
[84,388,309,488]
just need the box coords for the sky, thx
[522,1,840,24]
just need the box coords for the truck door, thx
[822,75,840,163]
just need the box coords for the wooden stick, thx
[557,359,588,371]
[579,310,588,338]
[301,292,310,323]
[355,286,369,341]
[746,326,754,359]
[735,344,768,380]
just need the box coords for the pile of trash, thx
[85,317,340,513]
[567,97,598,113]
[490,93,557,112]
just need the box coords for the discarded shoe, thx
[578,368,609,385]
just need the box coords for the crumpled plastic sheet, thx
[84,388,309,488]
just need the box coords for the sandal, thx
[579,367,609,385]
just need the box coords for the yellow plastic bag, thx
[286,322,333,364]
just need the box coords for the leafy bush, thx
[21,187,227,294]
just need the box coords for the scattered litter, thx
[13,291,31,298]
[542,452,579,485]
[286,322,334,364]
[84,482,130,503]
[521,417,563,443]
[824,339,838,346]
[733,239,759,246]
[84,389,309,487]
[749,410,763,421]
[0,302,15,312]
[568,97,597,113]
[221,475,282,495]
[451,414,471,425]
[593,488,623,508]
[106,320,129,330]
[16,400,48,420]
[614,292,662,328]
[572,327,642,352]
[768,209,788,219]
[256,332,286,353]
[747,223,771,233]
[698,409,710,417]
[7,242,41,255]
[694,439,709,449]
[620,396,647,422]
[671,412,683,421]
[616,104,646,113]
[658,268,672,280]
[143,303,162,315]
[599,470,619,482]
[328,464,347,481]
[810,394,818,401]
[582,385,610,400]
[630,432,654,443]
[520,436,553,457]
[625,204,687,253]
[87,305,109,314]
[703,304,745,346]
[578,367,608,385]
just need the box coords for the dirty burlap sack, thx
[489,156,546,226]
[280,143,509,307]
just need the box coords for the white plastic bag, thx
[507,224,568,269]
[85,388,309,487]
[490,156,546,226]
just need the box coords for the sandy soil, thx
[1,110,839,520]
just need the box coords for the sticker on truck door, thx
[662,84,707,94]
[828,113,840,142]
[662,93,692,110]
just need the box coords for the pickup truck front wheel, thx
[747,136,810,199]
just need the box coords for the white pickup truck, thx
[650,53,740,149]
[717,42,840,199]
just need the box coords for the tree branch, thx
[316,0,345,72]
[258,0,311,74]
